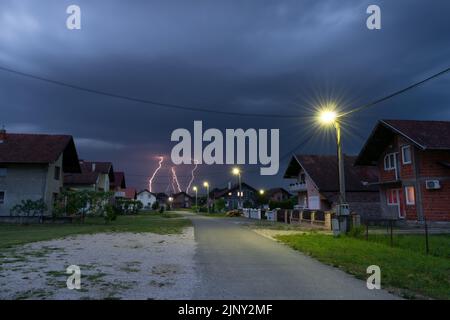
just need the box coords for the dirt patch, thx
[0,228,197,300]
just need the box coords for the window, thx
[0,191,5,204]
[54,166,60,180]
[386,189,399,205]
[402,145,412,164]
[405,186,415,205]
[0,168,7,177]
[384,153,396,170]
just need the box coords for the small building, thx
[156,192,169,207]
[284,154,380,219]
[212,182,258,209]
[137,189,156,208]
[0,130,81,216]
[266,188,291,202]
[355,119,450,222]
[64,160,114,191]
[170,192,193,208]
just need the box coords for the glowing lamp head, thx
[193,186,197,191]
[203,181,209,187]
[232,167,240,175]
[259,189,265,195]
[168,197,173,202]
[319,110,337,125]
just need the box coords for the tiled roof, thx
[64,160,114,186]
[0,133,80,172]
[111,172,126,189]
[287,155,378,192]
[383,119,450,149]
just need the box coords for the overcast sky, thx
[1,0,449,192]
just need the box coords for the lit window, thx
[405,186,415,205]
[402,145,412,164]
[386,189,398,205]
[384,153,396,170]
[0,191,5,204]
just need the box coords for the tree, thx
[10,199,47,217]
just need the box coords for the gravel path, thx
[0,228,197,300]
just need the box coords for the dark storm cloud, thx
[1,0,449,190]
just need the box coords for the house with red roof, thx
[64,160,115,191]
[284,154,380,219]
[355,120,450,222]
[0,129,81,216]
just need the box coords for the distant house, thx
[156,192,168,207]
[121,188,137,200]
[266,188,291,202]
[355,120,450,222]
[0,130,81,216]
[212,182,257,209]
[171,192,193,208]
[284,154,380,218]
[64,160,114,191]
[137,189,156,208]
[110,172,126,192]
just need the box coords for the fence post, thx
[300,211,303,223]
[424,217,429,255]
[311,211,315,225]
[324,212,332,230]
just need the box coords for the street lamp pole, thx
[193,186,198,212]
[232,167,242,209]
[335,121,346,204]
[203,182,210,214]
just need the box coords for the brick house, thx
[284,154,380,219]
[355,120,450,222]
[266,188,291,202]
[211,182,258,209]
[64,160,115,191]
[171,192,193,209]
[0,130,81,216]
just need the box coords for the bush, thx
[104,204,117,223]
[214,199,225,212]
[152,201,160,210]
[159,206,165,213]
[348,225,365,238]
[10,199,47,217]
[269,197,297,210]
[115,199,143,215]
[198,206,208,213]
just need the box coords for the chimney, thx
[92,163,96,172]
[0,126,6,143]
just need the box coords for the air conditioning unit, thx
[425,180,441,190]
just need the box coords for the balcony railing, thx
[289,182,307,192]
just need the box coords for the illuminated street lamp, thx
[193,186,198,212]
[203,181,210,213]
[259,189,265,195]
[232,167,242,209]
[318,107,348,232]
[168,196,173,210]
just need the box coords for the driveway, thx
[187,214,398,299]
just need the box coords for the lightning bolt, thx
[186,159,198,194]
[149,156,164,192]
[171,166,181,193]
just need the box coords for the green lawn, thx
[0,212,191,250]
[276,233,450,300]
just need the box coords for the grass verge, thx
[0,212,191,249]
[276,233,450,299]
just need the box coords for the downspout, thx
[413,148,424,221]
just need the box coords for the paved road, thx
[187,214,398,300]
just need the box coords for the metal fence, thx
[362,218,449,257]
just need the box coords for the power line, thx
[0,65,305,119]
[341,67,450,117]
